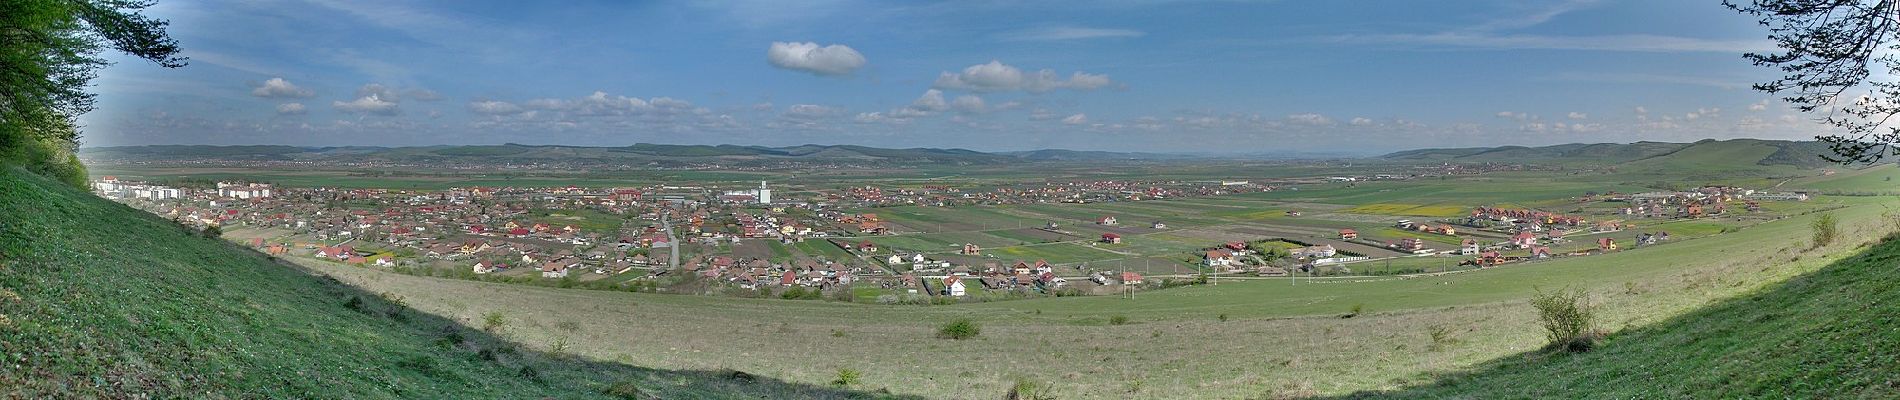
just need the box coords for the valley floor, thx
[284,197,1897,398]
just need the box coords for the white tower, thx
[756,181,772,204]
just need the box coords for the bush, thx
[1341,303,1364,318]
[1108,315,1129,325]
[1530,287,1600,352]
[1006,377,1057,400]
[482,311,506,332]
[831,368,861,387]
[1217,313,1230,322]
[601,380,652,399]
[200,225,223,238]
[1811,212,1839,248]
[938,317,981,340]
[781,286,808,300]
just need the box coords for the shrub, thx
[831,368,861,387]
[1108,315,1129,325]
[781,287,808,300]
[1217,313,1230,322]
[200,225,222,238]
[1341,303,1364,319]
[1426,325,1458,352]
[601,379,652,399]
[482,311,506,332]
[1530,287,1600,352]
[938,317,981,340]
[1006,377,1057,400]
[1811,212,1839,248]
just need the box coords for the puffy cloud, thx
[854,112,900,124]
[332,94,399,115]
[1567,111,1587,120]
[1349,117,1373,126]
[766,41,867,76]
[356,83,398,100]
[909,89,948,112]
[783,104,843,119]
[275,102,307,115]
[951,95,986,114]
[519,91,697,117]
[1287,113,1334,126]
[468,100,524,115]
[252,78,313,98]
[1062,113,1088,125]
[932,60,1113,93]
[1634,106,1648,114]
[1749,101,1767,111]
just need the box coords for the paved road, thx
[661,214,680,269]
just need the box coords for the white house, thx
[945,275,967,297]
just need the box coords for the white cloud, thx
[332,94,399,115]
[252,78,313,98]
[1062,113,1088,125]
[766,41,867,76]
[1567,112,1588,120]
[468,100,524,115]
[910,89,948,112]
[783,104,843,118]
[854,112,897,124]
[952,95,986,114]
[1000,26,1146,41]
[1634,106,1648,114]
[1029,108,1058,121]
[1287,113,1334,126]
[356,83,398,100]
[1749,100,1768,111]
[275,102,307,115]
[1349,117,1373,126]
[932,60,1113,93]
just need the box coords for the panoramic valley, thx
[7,1,1900,399]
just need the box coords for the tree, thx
[1728,0,1900,163]
[1,0,185,185]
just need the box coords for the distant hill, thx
[1381,139,1850,169]
[0,166,906,398]
[78,143,1180,164]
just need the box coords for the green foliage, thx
[1108,315,1129,325]
[831,368,861,387]
[1529,287,1599,353]
[199,224,221,238]
[1811,212,1839,248]
[1005,377,1057,400]
[937,317,981,340]
[0,0,185,186]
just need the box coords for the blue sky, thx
[83,0,1826,154]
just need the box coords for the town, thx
[90,159,1825,304]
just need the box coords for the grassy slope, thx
[0,167,903,399]
[1357,233,1900,398]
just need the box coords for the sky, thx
[81,0,1834,154]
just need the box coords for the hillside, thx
[77,143,1175,164]
[1355,231,1900,398]
[0,167,902,399]
[1382,139,1850,169]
